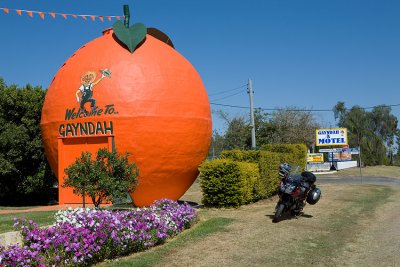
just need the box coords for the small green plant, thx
[63,148,139,208]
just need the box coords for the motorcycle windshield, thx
[286,174,303,185]
[283,184,297,194]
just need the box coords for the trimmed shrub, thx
[219,150,264,201]
[205,144,307,204]
[199,159,259,208]
[220,150,261,163]
[220,145,307,199]
[256,144,307,198]
[261,144,307,170]
[257,151,282,198]
[257,151,308,198]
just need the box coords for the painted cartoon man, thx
[75,69,111,113]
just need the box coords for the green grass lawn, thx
[0,211,56,234]
[1,165,399,266]
[0,206,39,210]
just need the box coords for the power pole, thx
[248,79,256,149]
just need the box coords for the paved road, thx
[316,175,400,186]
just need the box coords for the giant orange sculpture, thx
[40,19,212,206]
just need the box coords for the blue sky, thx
[1,0,400,132]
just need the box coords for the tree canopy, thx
[210,108,320,157]
[333,101,398,166]
[0,78,56,205]
[64,148,139,208]
[259,108,320,148]
[212,102,399,167]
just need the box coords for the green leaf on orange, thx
[112,21,147,53]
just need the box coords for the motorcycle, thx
[272,164,321,223]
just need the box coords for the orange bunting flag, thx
[1,7,123,23]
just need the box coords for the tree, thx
[212,107,320,154]
[0,78,56,205]
[395,129,400,166]
[362,133,387,166]
[333,102,398,166]
[260,108,320,149]
[369,106,398,164]
[63,148,139,208]
[254,109,275,146]
[208,130,225,159]
[335,104,368,147]
[217,110,251,150]
[224,116,251,149]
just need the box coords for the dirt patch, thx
[331,186,400,266]
[150,184,400,267]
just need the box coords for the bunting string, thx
[1,7,123,21]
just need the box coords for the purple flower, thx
[1,199,197,266]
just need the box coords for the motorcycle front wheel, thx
[273,203,285,223]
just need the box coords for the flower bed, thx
[0,199,197,266]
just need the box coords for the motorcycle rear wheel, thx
[273,203,285,223]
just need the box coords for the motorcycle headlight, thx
[284,184,296,194]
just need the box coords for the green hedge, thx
[258,144,307,197]
[220,150,261,163]
[220,144,307,199]
[200,144,308,207]
[261,144,307,169]
[220,144,307,170]
[220,149,271,199]
[199,159,259,208]
[257,151,282,198]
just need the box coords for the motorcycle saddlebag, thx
[306,187,321,205]
[301,171,316,183]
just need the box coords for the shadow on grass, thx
[109,201,204,212]
[177,200,200,207]
[266,212,314,223]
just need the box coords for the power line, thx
[210,102,249,109]
[208,84,247,96]
[258,107,332,112]
[362,103,400,109]
[210,102,331,111]
[210,102,400,112]
[210,89,247,102]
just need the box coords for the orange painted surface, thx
[41,29,212,206]
[58,136,112,204]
